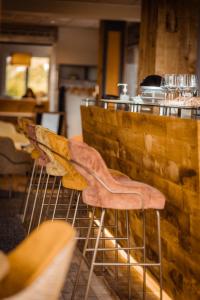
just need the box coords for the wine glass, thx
[160,76,167,103]
[177,74,198,101]
[188,74,198,96]
[164,74,177,100]
[177,74,188,100]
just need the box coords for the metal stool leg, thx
[84,208,105,300]
[51,179,62,220]
[115,210,119,279]
[126,210,131,299]
[22,161,37,223]
[28,166,44,234]
[71,207,96,300]
[157,210,163,300]
[65,189,75,221]
[143,210,146,300]
[37,174,50,226]
[72,192,81,227]
[45,176,57,219]
[102,212,105,273]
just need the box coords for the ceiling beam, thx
[2,0,141,22]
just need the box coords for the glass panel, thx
[28,57,49,99]
[6,57,27,98]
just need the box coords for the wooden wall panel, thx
[98,21,125,98]
[138,0,158,84]
[138,0,200,84]
[105,31,121,96]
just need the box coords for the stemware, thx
[163,74,177,100]
[160,76,167,102]
[188,74,198,96]
[176,74,188,99]
[176,74,198,100]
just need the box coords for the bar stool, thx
[67,139,166,300]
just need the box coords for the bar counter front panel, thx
[81,105,200,300]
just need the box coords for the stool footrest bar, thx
[85,246,144,252]
[94,262,160,266]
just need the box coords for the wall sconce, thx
[10,53,31,66]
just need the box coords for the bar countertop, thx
[81,105,200,300]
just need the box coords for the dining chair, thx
[0,137,32,199]
[0,220,76,300]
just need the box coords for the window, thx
[5,56,49,99]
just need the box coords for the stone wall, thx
[81,105,200,300]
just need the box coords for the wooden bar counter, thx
[81,105,200,300]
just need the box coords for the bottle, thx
[117,83,129,101]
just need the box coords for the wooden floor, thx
[0,189,158,300]
[60,246,158,300]
[60,249,118,300]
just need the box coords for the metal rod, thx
[22,160,36,223]
[93,262,160,266]
[72,192,80,227]
[73,237,129,240]
[65,189,74,221]
[157,210,163,300]
[143,210,146,300]
[51,179,62,220]
[71,207,96,300]
[102,208,105,273]
[37,174,50,226]
[28,166,44,234]
[126,210,131,299]
[84,209,105,300]
[85,246,143,252]
[45,176,57,219]
[115,210,118,279]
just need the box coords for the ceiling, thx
[1,12,100,29]
[1,0,141,29]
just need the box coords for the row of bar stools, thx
[67,139,166,300]
[21,122,165,299]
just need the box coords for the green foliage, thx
[6,57,49,98]
[6,66,26,98]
